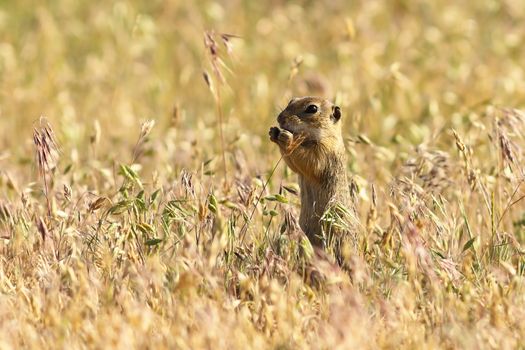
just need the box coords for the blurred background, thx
[1,0,525,182]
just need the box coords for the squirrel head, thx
[277,96,343,145]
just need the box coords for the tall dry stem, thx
[33,118,59,217]
[203,30,239,183]
[240,133,305,244]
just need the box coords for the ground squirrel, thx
[269,96,353,248]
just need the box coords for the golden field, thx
[1,0,525,348]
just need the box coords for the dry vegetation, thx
[2,0,525,348]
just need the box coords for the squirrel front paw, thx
[278,129,293,144]
[269,127,281,142]
[269,127,293,147]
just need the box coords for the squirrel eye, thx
[304,104,318,114]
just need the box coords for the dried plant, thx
[239,133,305,243]
[4,2,525,349]
[203,30,239,181]
[492,107,525,176]
[33,118,59,216]
[132,119,155,163]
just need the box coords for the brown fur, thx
[269,96,351,247]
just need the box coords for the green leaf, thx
[282,184,299,196]
[145,238,163,246]
[208,194,218,214]
[109,200,133,215]
[119,164,134,181]
[136,222,155,235]
[275,194,288,203]
[431,249,445,259]
[150,189,161,205]
[300,237,314,260]
[119,164,143,189]
[221,200,238,210]
[63,164,73,175]
[134,198,147,212]
[462,236,477,253]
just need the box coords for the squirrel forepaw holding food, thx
[269,127,293,148]
[269,127,280,142]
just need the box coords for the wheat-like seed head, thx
[33,118,59,177]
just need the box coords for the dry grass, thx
[2,0,525,348]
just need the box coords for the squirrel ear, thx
[332,105,341,122]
